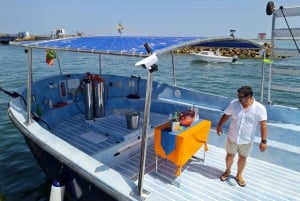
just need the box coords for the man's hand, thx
[259,142,267,152]
[216,114,230,136]
[216,125,223,136]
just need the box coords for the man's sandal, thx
[235,177,246,187]
[220,173,230,181]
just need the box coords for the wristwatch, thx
[261,139,268,144]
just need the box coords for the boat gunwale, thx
[7,97,140,200]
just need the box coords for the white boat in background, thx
[2,2,300,201]
[190,49,238,63]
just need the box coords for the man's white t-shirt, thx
[224,98,267,144]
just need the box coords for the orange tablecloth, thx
[154,119,211,176]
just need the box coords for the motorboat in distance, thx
[191,49,238,63]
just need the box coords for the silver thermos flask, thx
[94,80,105,118]
[83,79,93,120]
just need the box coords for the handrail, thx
[267,3,300,106]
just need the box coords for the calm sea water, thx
[0,42,299,201]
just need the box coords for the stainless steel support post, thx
[137,70,153,197]
[26,48,33,125]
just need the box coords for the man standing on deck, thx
[216,86,268,187]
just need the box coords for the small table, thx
[154,119,211,177]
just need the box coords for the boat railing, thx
[265,4,300,107]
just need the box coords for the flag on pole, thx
[263,58,273,64]
[46,49,56,66]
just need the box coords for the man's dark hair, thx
[238,86,253,97]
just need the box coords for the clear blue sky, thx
[1,0,299,38]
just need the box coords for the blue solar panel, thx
[20,36,203,56]
[192,39,262,49]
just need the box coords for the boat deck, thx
[50,111,300,200]
[51,111,168,156]
[112,141,300,201]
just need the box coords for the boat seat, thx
[267,122,300,147]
